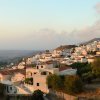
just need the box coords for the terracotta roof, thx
[59,66,72,71]
[87,57,95,59]
[39,60,54,65]
[45,60,54,64]
[0,69,26,75]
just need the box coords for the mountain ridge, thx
[55,45,77,50]
[80,38,100,45]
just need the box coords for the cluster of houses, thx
[0,40,100,95]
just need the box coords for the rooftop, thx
[0,69,26,75]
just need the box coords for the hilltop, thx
[80,38,100,45]
[55,45,77,51]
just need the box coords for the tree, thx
[0,83,5,95]
[64,75,83,94]
[92,58,100,77]
[24,78,33,85]
[47,74,63,91]
[26,64,36,68]
[70,62,92,77]
[47,74,83,94]
[82,72,94,83]
[32,90,44,100]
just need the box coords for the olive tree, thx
[91,58,100,77]
[64,75,83,94]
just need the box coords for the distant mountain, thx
[0,50,41,62]
[80,38,100,45]
[55,45,77,51]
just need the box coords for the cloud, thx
[26,7,100,50]
[25,2,100,50]
[1,2,100,50]
[95,2,100,14]
[25,29,77,50]
[27,18,100,49]
[23,28,90,49]
[72,2,100,41]
[74,20,100,41]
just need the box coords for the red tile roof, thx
[0,69,26,75]
[59,66,72,71]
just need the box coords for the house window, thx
[34,72,37,74]
[41,71,47,75]
[37,83,40,86]
[49,72,52,75]
[31,73,32,76]
[41,66,43,68]
[37,66,39,69]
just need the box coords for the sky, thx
[0,0,100,50]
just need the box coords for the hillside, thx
[55,45,77,51]
[80,38,100,45]
[0,50,41,65]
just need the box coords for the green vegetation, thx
[32,90,44,100]
[64,75,83,94]
[47,74,63,91]
[0,57,23,68]
[27,64,36,68]
[92,58,100,77]
[47,74,83,94]
[47,58,100,95]
[5,90,44,100]
[0,83,5,95]
[55,45,77,51]
[3,90,44,100]
[0,61,8,67]
[31,64,36,68]
[70,58,100,83]
[70,62,92,77]
[82,72,94,83]
[24,78,33,85]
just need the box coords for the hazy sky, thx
[0,0,100,50]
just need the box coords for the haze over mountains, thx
[80,38,100,45]
[0,38,99,62]
[0,50,40,62]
